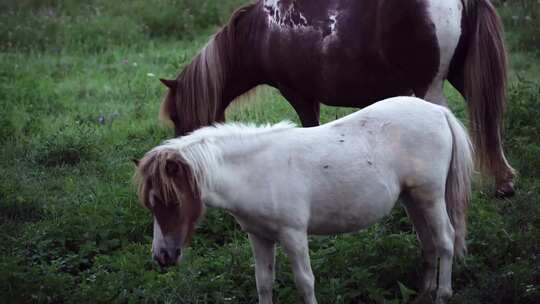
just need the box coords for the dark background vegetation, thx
[0,0,539,303]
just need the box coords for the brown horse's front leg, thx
[279,87,320,127]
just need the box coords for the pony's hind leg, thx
[408,192,456,304]
[279,229,317,304]
[403,201,437,293]
[248,233,276,304]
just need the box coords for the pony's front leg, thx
[280,229,317,304]
[248,233,276,304]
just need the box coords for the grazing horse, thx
[135,97,474,304]
[158,0,513,198]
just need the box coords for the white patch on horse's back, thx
[322,10,340,52]
[263,0,279,10]
[263,0,310,30]
[299,12,308,26]
[263,0,341,52]
[424,0,462,103]
[329,12,338,33]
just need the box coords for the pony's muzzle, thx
[153,247,182,267]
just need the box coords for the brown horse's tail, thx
[459,0,514,178]
[443,108,474,258]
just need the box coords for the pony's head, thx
[134,149,203,267]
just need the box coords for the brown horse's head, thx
[159,75,223,136]
[158,4,258,136]
[158,29,229,136]
[134,149,203,267]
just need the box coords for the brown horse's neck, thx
[218,4,265,119]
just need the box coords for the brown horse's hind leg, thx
[417,78,448,107]
[279,87,320,127]
[428,87,448,107]
[492,143,516,198]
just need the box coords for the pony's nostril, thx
[154,253,166,267]
[155,248,181,267]
[162,249,170,260]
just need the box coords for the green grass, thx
[1,1,539,303]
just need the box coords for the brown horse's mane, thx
[160,3,257,134]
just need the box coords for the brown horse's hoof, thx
[495,180,515,199]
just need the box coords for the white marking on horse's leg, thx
[249,234,276,304]
[280,229,317,304]
[425,0,462,106]
[403,204,437,292]
[422,198,455,304]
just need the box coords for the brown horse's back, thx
[160,0,514,198]
[259,0,439,107]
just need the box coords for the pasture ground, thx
[0,1,539,303]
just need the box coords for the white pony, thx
[134,96,474,304]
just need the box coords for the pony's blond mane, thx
[135,149,188,208]
[136,121,295,206]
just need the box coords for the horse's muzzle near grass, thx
[134,97,474,304]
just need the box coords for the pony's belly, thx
[307,184,400,235]
[234,215,281,241]
[307,211,381,235]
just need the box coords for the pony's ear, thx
[131,158,140,167]
[165,159,180,176]
[160,78,177,89]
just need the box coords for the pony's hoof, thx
[412,291,433,304]
[495,180,515,199]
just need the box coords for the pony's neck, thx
[199,139,265,211]
[190,123,294,211]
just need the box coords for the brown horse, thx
[159,0,515,197]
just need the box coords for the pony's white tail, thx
[443,109,474,258]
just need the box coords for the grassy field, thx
[1,1,539,303]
